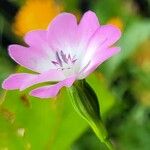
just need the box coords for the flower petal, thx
[24,30,47,48]
[20,69,65,90]
[2,69,65,91]
[79,47,121,79]
[87,25,121,51]
[81,25,121,68]
[78,10,100,39]
[30,76,76,98]
[24,30,56,58]
[2,73,35,90]
[8,44,55,73]
[77,11,100,52]
[74,11,100,72]
[47,13,78,54]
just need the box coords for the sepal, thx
[68,80,114,150]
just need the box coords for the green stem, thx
[104,139,115,150]
[91,121,115,150]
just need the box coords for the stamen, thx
[51,50,77,70]
[68,54,71,61]
[51,60,59,66]
[60,50,68,63]
[56,51,63,67]
[72,59,77,64]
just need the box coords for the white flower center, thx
[51,50,77,76]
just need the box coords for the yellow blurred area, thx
[140,91,150,106]
[107,17,123,31]
[133,40,150,106]
[134,40,150,72]
[13,0,62,36]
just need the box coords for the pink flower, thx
[2,11,121,98]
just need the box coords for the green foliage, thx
[0,87,87,150]
[7,0,25,6]
[62,0,80,12]
[91,0,123,23]
[0,53,14,85]
[0,67,115,149]
[117,105,150,150]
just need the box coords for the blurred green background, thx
[0,0,150,150]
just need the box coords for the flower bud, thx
[68,79,109,143]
